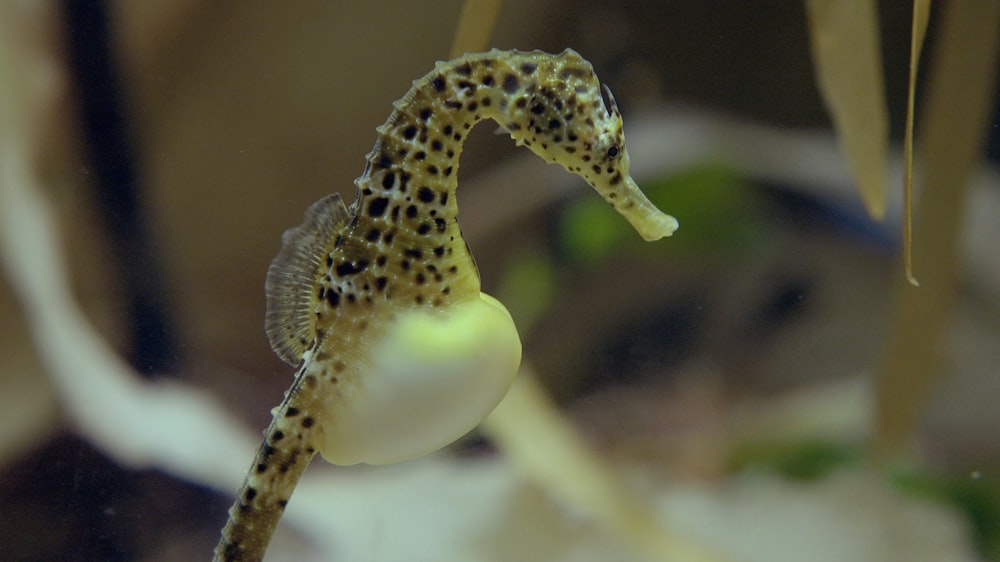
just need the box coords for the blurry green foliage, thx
[730,439,862,481]
[496,248,557,330]
[731,445,1000,559]
[890,466,1000,560]
[559,163,764,264]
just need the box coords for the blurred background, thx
[1,1,998,560]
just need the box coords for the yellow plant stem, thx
[450,0,503,58]
[483,368,728,562]
[902,0,932,286]
[872,1,1000,462]
[805,0,889,220]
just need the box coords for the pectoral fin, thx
[265,194,352,365]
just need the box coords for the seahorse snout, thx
[618,175,679,241]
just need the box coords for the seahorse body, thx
[214,48,677,561]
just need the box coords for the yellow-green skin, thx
[214,48,677,562]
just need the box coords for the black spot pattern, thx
[503,73,520,93]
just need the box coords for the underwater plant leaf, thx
[902,0,932,286]
[450,0,503,57]
[873,1,1000,462]
[805,0,889,220]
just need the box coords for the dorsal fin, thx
[265,194,352,365]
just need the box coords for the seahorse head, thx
[502,50,678,240]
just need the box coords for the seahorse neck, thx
[354,52,520,228]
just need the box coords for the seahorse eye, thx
[607,145,619,159]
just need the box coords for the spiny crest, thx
[265,194,352,365]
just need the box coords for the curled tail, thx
[214,384,320,561]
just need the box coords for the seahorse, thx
[213,48,678,561]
